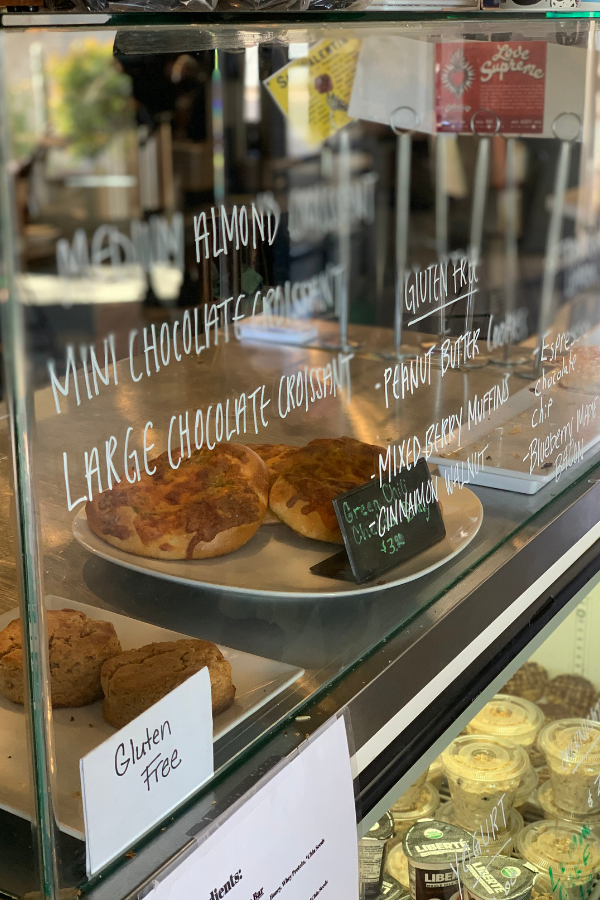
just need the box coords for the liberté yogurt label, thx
[403,820,470,900]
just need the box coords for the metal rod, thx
[395,131,412,357]
[338,128,352,351]
[435,134,448,340]
[503,136,519,364]
[466,135,490,336]
[534,138,572,377]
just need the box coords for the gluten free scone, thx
[101,639,235,728]
[0,609,121,707]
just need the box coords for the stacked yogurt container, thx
[537,719,600,827]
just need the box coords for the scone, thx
[501,662,548,702]
[545,674,596,716]
[537,701,571,722]
[0,609,121,707]
[101,639,235,728]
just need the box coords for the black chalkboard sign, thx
[323,458,446,585]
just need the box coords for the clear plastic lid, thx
[403,819,470,865]
[436,800,523,849]
[442,735,530,783]
[537,781,600,828]
[391,783,440,823]
[516,821,600,884]
[461,854,534,900]
[515,764,539,806]
[538,719,600,767]
[467,695,544,747]
[427,756,444,783]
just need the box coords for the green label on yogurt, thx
[501,868,521,879]
[423,828,444,839]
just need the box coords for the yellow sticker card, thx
[264,38,360,145]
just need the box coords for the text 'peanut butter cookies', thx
[101,639,235,728]
[269,436,382,544]
[0,609,121,707]
[86,443,269,560]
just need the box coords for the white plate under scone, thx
[0,597,304,839]
[72,481,483,598]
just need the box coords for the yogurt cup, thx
[538,720,600,815]
[515,766,540,809]
[377,874,406,900]
[460,854,534,900]
[437,800,523,855]
[515,821,600,900]
[360,812,395,900]
[392,784,440,836]
[531,873,554,900]
[402,819,470,900]
[537,781,600,831]
[394,769,431,812]
[442,736,529,827]
[467,696,544,749]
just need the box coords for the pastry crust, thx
[86,443,269,560]
[269,436,382,544]
[101,639,235,728]
[246,443,299,525]
[0,609,121,707]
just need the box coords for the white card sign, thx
[80,667,214,876]
[149,716,358,900]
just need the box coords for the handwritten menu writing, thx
[80,667,213,876]
[43,171,598,516]
[332,459,446,584]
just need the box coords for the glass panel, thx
[1,16,600,891]
[373,579,600,900]
[0,418,49,895]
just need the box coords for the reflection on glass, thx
[2,20,600,897]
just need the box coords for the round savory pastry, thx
[269,436,382,544]
[247,443,300,525]
[86,443,269,560]
[0,609,121,707]
[101,639,235,728]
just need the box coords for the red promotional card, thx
[436,42,547,134]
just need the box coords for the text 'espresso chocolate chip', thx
[460,855,534,900]
[403,820,470,900]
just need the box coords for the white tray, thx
[430,382,600,494]
[0,597,304,839]
[72,481,483,598]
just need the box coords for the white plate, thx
[0,597,304,839]
[72,481,483,598]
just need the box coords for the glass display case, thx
[2,12,600,900]
[365,576,600,900]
